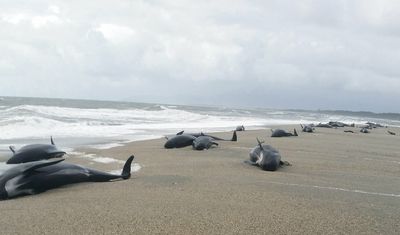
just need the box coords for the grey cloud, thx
[0,0,399,112]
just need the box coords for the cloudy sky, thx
[1,0,399,112]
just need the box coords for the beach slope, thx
[1,125,399,234]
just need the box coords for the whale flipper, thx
[21,159,66,175]
[9,146,16,154]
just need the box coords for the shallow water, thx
[1,96,398,156]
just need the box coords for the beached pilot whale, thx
[271,129,298,137]
[165,131,237,149]
[164,134,197,149]
[387,130,396,135]
[300,124,314,133]
[316,123,333,128]
[7,137,66,164]
[0,156,134,200]
[177,131,237,142]
[192,136,218,150]
[246,139,290,171]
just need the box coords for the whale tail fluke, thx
[51,136,55,145]
[176,130,184,135]
[231,131,237,141]
[122,155,134,179]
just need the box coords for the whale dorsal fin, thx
[176,130,184,135]
[9,146,16,154]
[51,136,55,145]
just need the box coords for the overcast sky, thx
[1,0,399,112]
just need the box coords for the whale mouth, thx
[48,151,66,158]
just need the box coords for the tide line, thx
[269,181,400,198]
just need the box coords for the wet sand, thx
[1,125,399,234]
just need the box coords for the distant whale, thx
[328,121,353,127]
[316,123,333,128]
[0,156,134,200]
[177,131,237,142]
[236,125,245,131]
[271,129,298,137]
[165,131,237,149]
[7,137,66,164]
[387,130,396,135]
[300,124,314,133]
[192,136,218,150]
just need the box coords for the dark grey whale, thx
[271,129,298,137]
[344,130,355,133]
[164,135,197,149]
[165,131,237,149]
[7,137,66,164]
[247,139,289,171]
[328,121,353,127]
[300,124,314,133]
[177,131,237,142]
[0,156,134,200]
[236,125,245,131]
[316,123,333,128]
[192,136,218,150]
[387,130,396,135]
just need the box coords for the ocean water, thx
[1,96,399,160]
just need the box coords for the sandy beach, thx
[1,125,399,234]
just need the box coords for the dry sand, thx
[1,125,399,234]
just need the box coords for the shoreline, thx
[1,125,399,234]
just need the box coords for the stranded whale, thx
[236,125,245,131]
[271,129,298,137]
[165,131,237,149]
[177,131,237,142]
[164,135,197,149]
[7,137,66,164]
[0,156,134,200]
[247,139,290,171]
[300,124,314,133]
[192,136,218,150]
